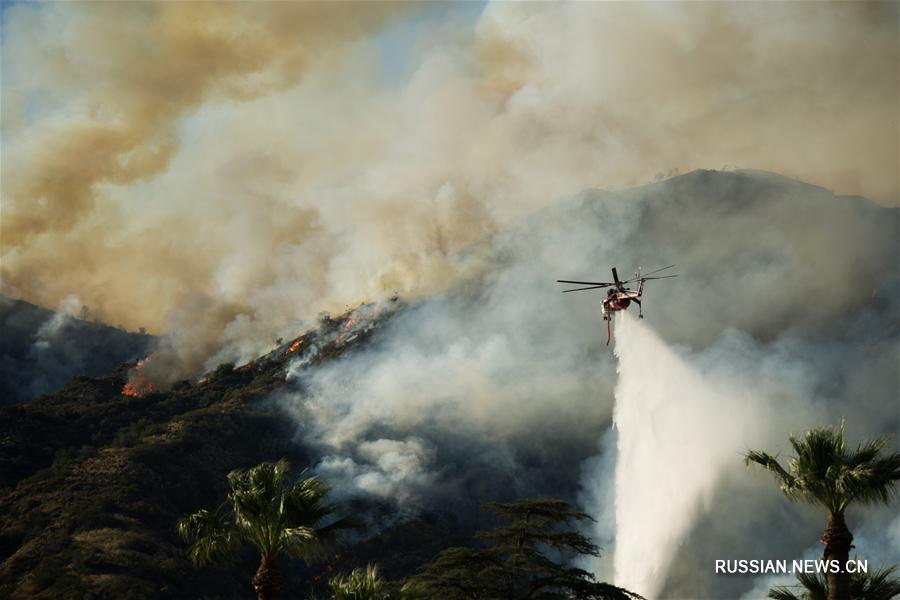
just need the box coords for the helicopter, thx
[557,265,677,345]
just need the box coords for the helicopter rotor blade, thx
[557,280,614,286]
[641,274,678,281]
[640,264,676,277]
[620,265,677,285]
[562,285,613,293]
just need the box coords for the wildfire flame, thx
[285,338,304,355]
[335,319,356,344]
[122,356,156,397]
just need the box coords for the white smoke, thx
[27,294,84,382]
[277,282,616,510]
[34,294,82,341]
[316,437,436,506]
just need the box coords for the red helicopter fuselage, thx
[600,280,645,320]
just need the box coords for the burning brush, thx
[122,356,156,397]
[335,319,356,344]
[285,338,304,355]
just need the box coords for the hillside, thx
[0,300,472,598]
[1,170,897,599]
[0,296,153,405]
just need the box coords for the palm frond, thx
[175,508,240,567]
[280,473,334,527]
[856,564,900,600]
[226,460,298,555]
[279,525,318,558]
[767,586,805,600]
[748,424,900,513]
[794,571,827,600]
[768,571,825,600]
[790,427,843,482]
[849,437,889,467]
[836,452,900,508]
[178,458,358,571]
[745,450,805,500]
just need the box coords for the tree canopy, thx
[404,498,643,600]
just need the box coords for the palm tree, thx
[177,459,358,600]
[768,564,900,600]
[746,424,900,600]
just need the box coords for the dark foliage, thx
[405,499,644,600]
[0,349,304,598]
[0,304,406,599]
[0,295,153,404]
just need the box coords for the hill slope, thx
[0,296,153,405]
[1,170,897,599]
[0,303,434,598]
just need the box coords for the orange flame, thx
[122,357,155,397]
[285,338,304,355]
[336,319,356,344]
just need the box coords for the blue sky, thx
[373,1,487,81]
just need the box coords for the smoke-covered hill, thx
[273,168,898,598]
[1,170,897,599]
[0,295,153,404]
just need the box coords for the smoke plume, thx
[2,2,898,386]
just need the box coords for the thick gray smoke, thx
[3,2,897,389]
[275,170,898,598]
